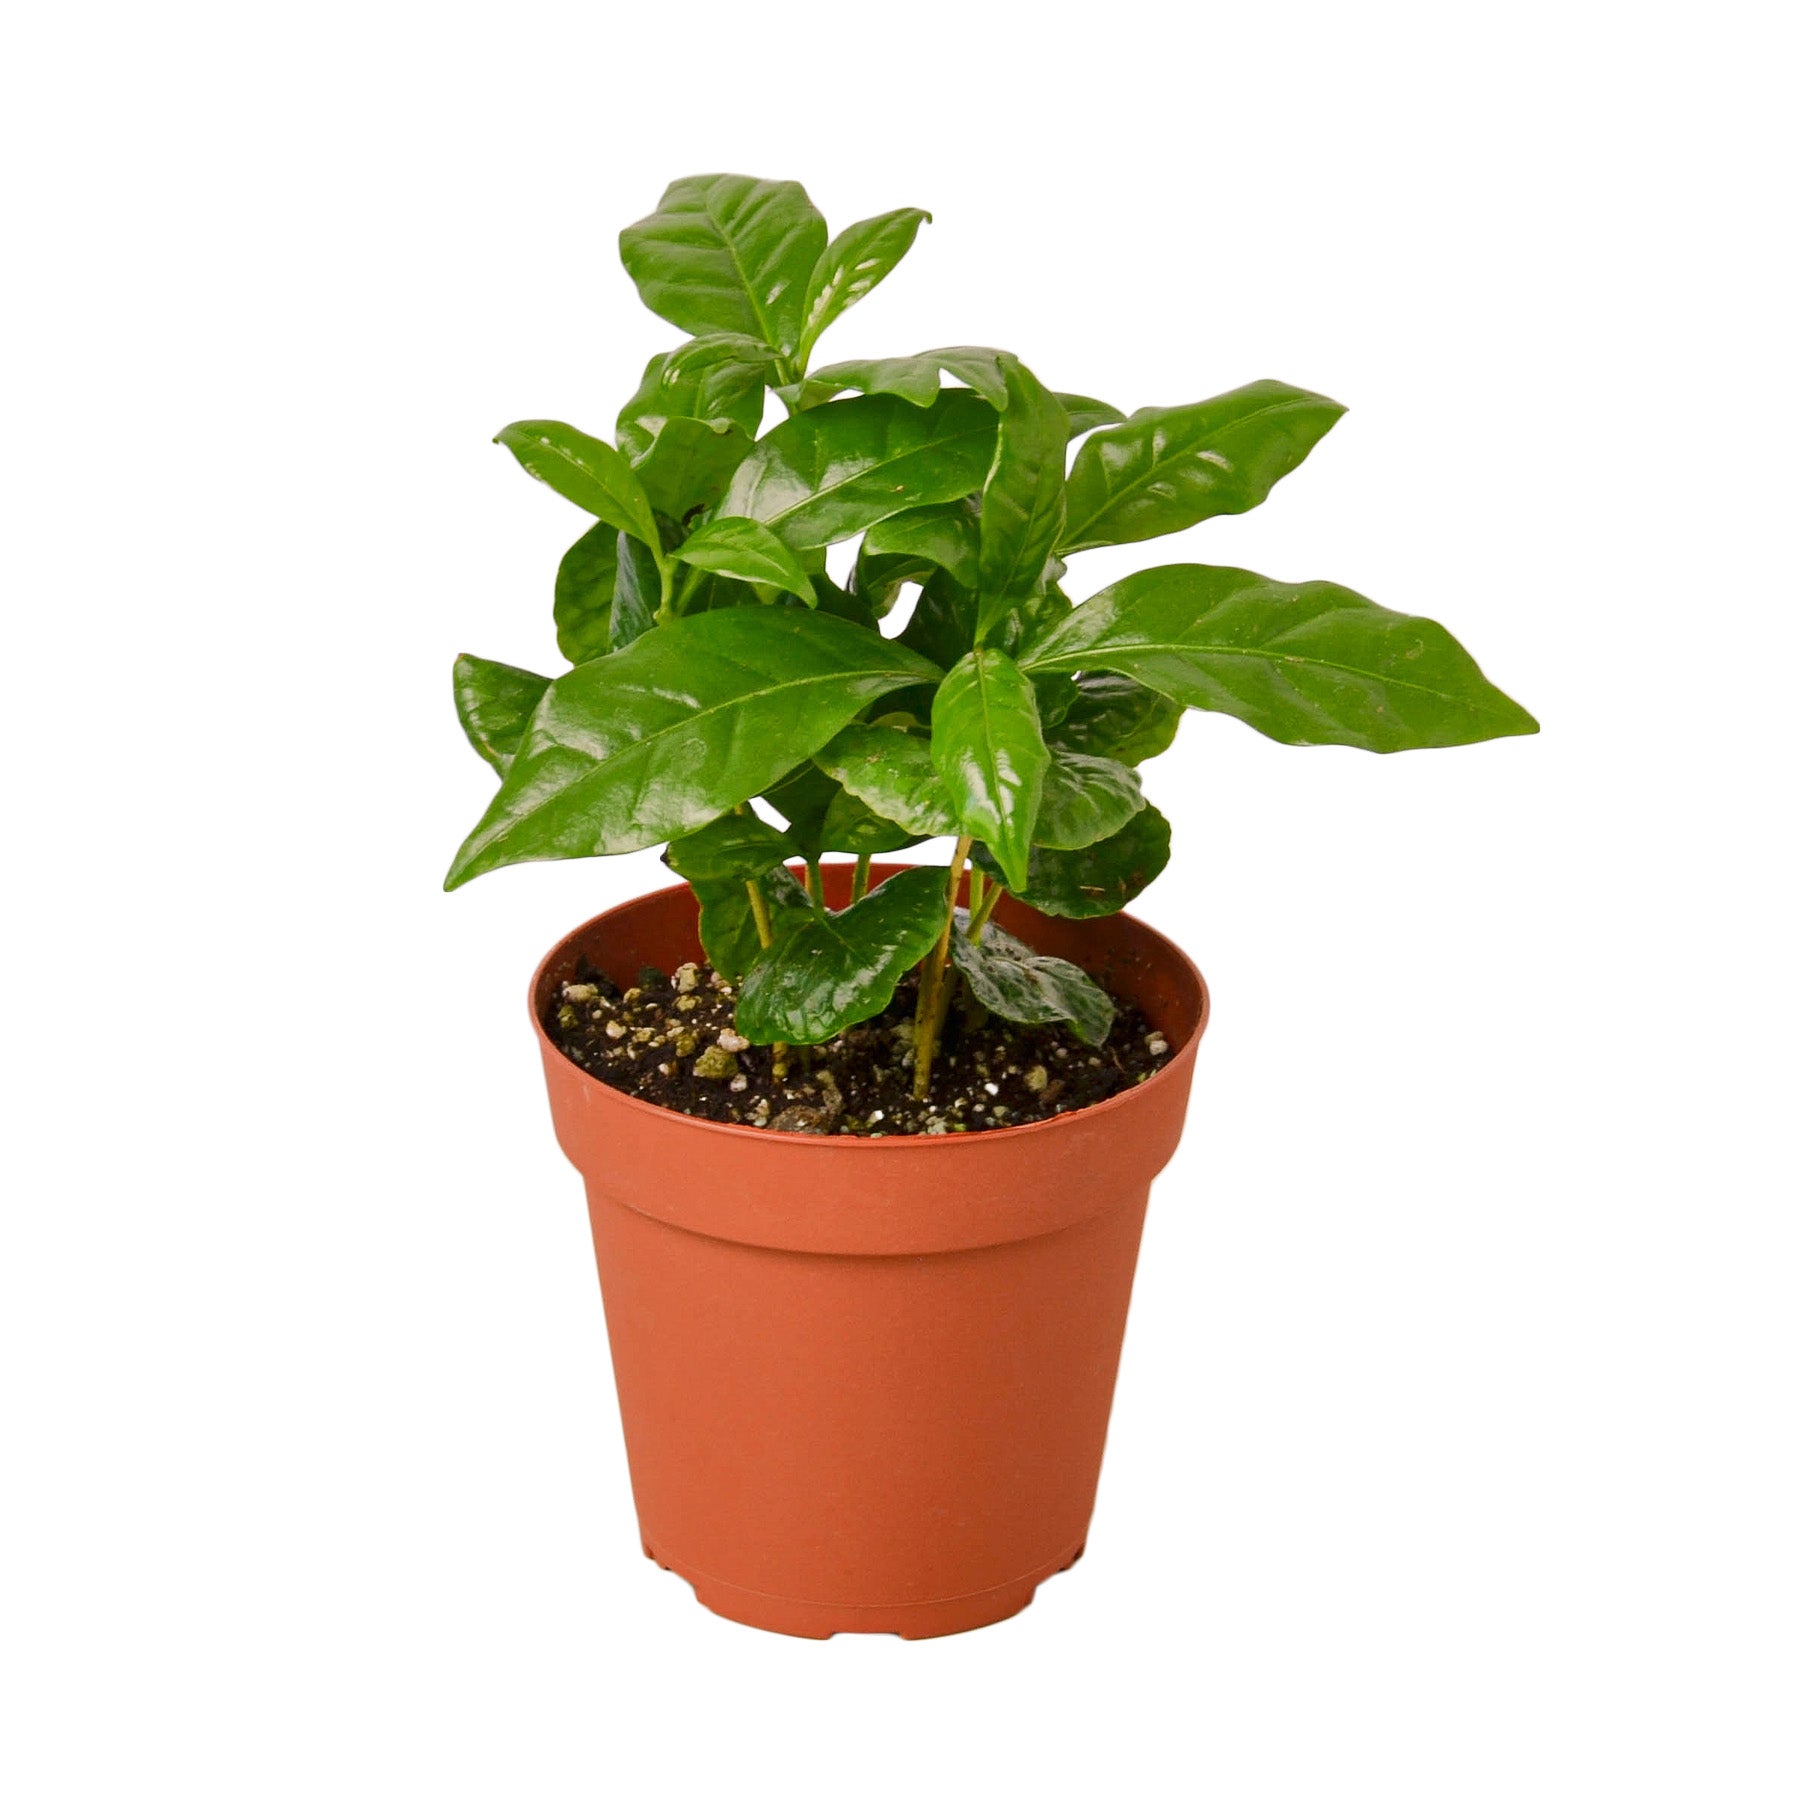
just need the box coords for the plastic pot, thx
[531,862,1208,1638]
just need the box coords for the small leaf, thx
[618,174,826,355]
[616,349,764,462]
[631,417,753,520]
[763,762,842,861]
[931,648,1049,890]
[453,654,550,776]
[610,531,660,649]
[1048,673,1182,765]
[950,913,1114,1045]
[813,722,957,837]
[495,420,660,549]
[692,866,812,981]
[795,206,931,363]
[663,332,788,380]
[554,523,617,664]
[819,787,922,854]
[1059,380,1345,552]
[897,567,978,672]
[861,500,979,588]
[805,345,1013,410]
[974,803,1171,918]
[1024,563,1540,752]
[674,516,817,604]
[735,866,950,1044]
[976,357,1068,638]
[1034,748,1145,851]
[1057,394,1126,435]
[664,812,799,881]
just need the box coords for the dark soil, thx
[546,959,1173,1136]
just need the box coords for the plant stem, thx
[742,875,788,1078]
[967,866,985,917]
[968,878,1003,942]
[851,853,871,903]
[806,858,826,913]
[911,836,972,1101]
[654,554,676,624]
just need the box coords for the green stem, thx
[852,853,871,903]
[806,858,826,914]
[654,554,676,624]
[911,837,972,1101]
[969,878,1003,942]
[742,875,787,1079]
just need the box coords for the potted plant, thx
[446,174,1537,1638]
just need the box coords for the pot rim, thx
[529,866,1208,1152]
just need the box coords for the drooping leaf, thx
[631,417,753,520]
[1057,394,1126,435]
[444,609,940,887]
[977,358,1068,636]
[1033,748,1145,851]
[794,206,931,363]
[610,531,661,649]
[1024,563,1540,752]
[819,787,922,854]
[1059,380,1345,552]
[554,523,617,664]
[949,913,1114,1045]
[674,515,817,604]
[616,349,764,462]
[735,866,950,1044]
[663,811,799,881]
[452,654,551,776]
[692,866,812,981]
[618,174,826,356]
[718,389,998,548]
[1048,672,1182,765]
[813,722,957,837]
[861,500,979,588]
[973,803,1171,918]
[494,420,660,549]
[930,648,1048,889]
[803,345,1013,410]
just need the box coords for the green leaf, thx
[976,358,1068,637]
[930,648,1048,890]
[1047,673,1182,765]
[674,516,817,604]
[735,866,950,1044]
[631,417,753,520]
[618,174,826,356]
[974,803,1172,918]
[861,500,979,588]
[949,913,1114,1045]
[1024,563,1539,752]
[663,812,799,881]
[444,609,940,887]
[719,389,998,549]
[495,420,661,550]
[553,523,617,664]
[610,531,660,649]
[813,722,957,837]
[616,349,764,462]
[897,567,978,671]
[762,762,842,861]
[452,654,551,776]
[1034,748,1145,851]
[663,332,788,380]
[795,206,931,363]
[1059,380,1345,552]
[1057,394,1125,435]
[819,787,922,854]
[804,345,1013,410]
[692,866,812,981]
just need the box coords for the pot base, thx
[642,1539,1088,1640]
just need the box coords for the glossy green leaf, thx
[618,174,826,356]
[719,390,998,549]
[674,516,817,604]
[1059,380,1345,552]
[897,567,978,671]
[949,914,1114,1045]
[1057,394,1126,435]
[1024,563,1539,752]
[819,787,922,854]
[444,609,940,887]
[763,762,841,861]
[452,654,550,776]
[616,349,764,462]
[974,803,1172,918]
[795,207,931,363]
[735,866,950,1044]
[813,722,956,837]
[1047,672,1182,765]
[610,532,660,649]
[692,866,811,981]
[977,358,1068,636]
[663,811,799,881]
[930,648,1048,889]
[554,523,617,664]
[631,417,752,520]
[495,420,661,549]
[663,332,788,380]
[1034,748,1145,851]
[988,583,1072,661]
[804,346,1013,410]
[861,500,979,588]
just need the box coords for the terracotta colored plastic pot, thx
[531,862,1208,1639]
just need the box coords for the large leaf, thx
[452,654,550,776]
[719,389,998,548]
[631,417,753,520]
[663,811,799,881]
[495,420,661,549]
[618,174,826,356]
[616,349,765,462]
[735,866,949,1044]
[950,914,1114,1045]
[444,609,939,887]
[553,523,616,664]
[802,345,1013,410]
[1048,672,1182,765]
[1034,748,1145,851]
[813,722,956,837]
[674,516,817,604]
[610,531,660,649]
[974,803,1171,918]
[794,206,931,363]
[693,866,812,981]
[1024,563,1539,752]
[930,648,1048,889]
[976,358,1068,637]
[861,500,979,588]
[1059,380,1345,552]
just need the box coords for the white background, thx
[4,3,1795,1794]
